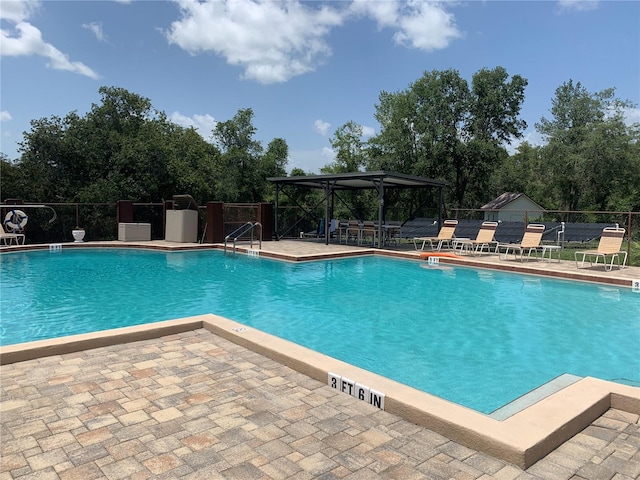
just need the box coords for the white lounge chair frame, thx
[1,223,25,245]
[497,224,545,261]
[455,221,499,256]
[575,227,627,271]
[413,220,458,251]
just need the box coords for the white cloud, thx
[83,22,107,42]
[506,130,546,155]
[165,0,344,84]
[164,0,462,84]
[314,119,331,136]
[0,2,99,79]
[361,125,375,137]
[321,146,335,160]
[350,0,461,51]
[169,111,217,138]
[0,0,39,23]
[287,147,336,173]
[556,0,599,12]
[394,2,462,51]
[0,111,12,122]
[623,107,640,126]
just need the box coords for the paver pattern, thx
[1,329,639,480]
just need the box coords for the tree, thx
[260,138,289,201]
[213,108,263,202]
[212,108,288,202]
[368,67,527,209]
[322,121,367,173]
[535,80,640,211]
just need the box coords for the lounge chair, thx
[1,223,25,245]
[454,221,499,255]
[413,220,458,251]
[497,224,545,261]
[575,227,627,271]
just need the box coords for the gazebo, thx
[267,171,449,247]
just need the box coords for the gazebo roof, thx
[267,171,448,190]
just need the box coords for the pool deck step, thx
[489,373,583,420]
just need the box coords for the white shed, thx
[481,193,545,222]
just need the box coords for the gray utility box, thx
[165,210,198,243]
[118,223,151,242]
[165,194,199,243]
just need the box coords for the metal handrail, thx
[224,221,262,253]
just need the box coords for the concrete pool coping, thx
[2,238,638,288]
[2,240,639,469]
[1,314,638,469]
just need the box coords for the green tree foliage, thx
[366,67,528,209]
[6,87,288,207]
[534,80,640,211]
[213,108,263,202]
[321,121,367,174]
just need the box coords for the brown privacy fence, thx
[0,201,272,245]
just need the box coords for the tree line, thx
[2,69,639,232]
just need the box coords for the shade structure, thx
[268,171,449,247]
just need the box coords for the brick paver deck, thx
[2,330,638,479]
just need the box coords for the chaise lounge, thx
[454,221,499,256]
[575,226,627,271]
[1,223,25,245]
[413,220,458,251]
[497,224,545,261]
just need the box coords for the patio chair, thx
[345,220,361,245]
[1,223,25,245]
[454,221,499,255]
[575,227,627,271]
[497,224,545,261]
[360,221,378,245]
[413,220,458,251]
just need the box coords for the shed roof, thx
[267,171,448,190]
[481,192,544,210]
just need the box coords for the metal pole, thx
[274,185,280,241]
[377,181,384,248]
[324,181,330,245]
[438,187,444,227]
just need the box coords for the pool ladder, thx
[224,222,262,254]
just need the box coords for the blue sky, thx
[1,0,639,173]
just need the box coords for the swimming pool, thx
[1,249,638,413]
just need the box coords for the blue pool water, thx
[1,249,638,413]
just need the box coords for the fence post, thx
[259,203,273,241]
[206,202,224,243]
[117,200,134,224]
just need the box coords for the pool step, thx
[489,374,582,421]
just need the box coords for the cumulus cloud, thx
[165,0,461,84]
[506,130,547,155]
[170,111,218,138]
[321,146,335,160]
[0,111,12,122]
[83,22,107,42]
[0,0,39,22]
[0,0,99,79]
[165,0,344,84]
[361,125,375,137]
[350,0,462,51]
[556,0,599,12]
[314,119,331,136]
[623,107,640,126]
